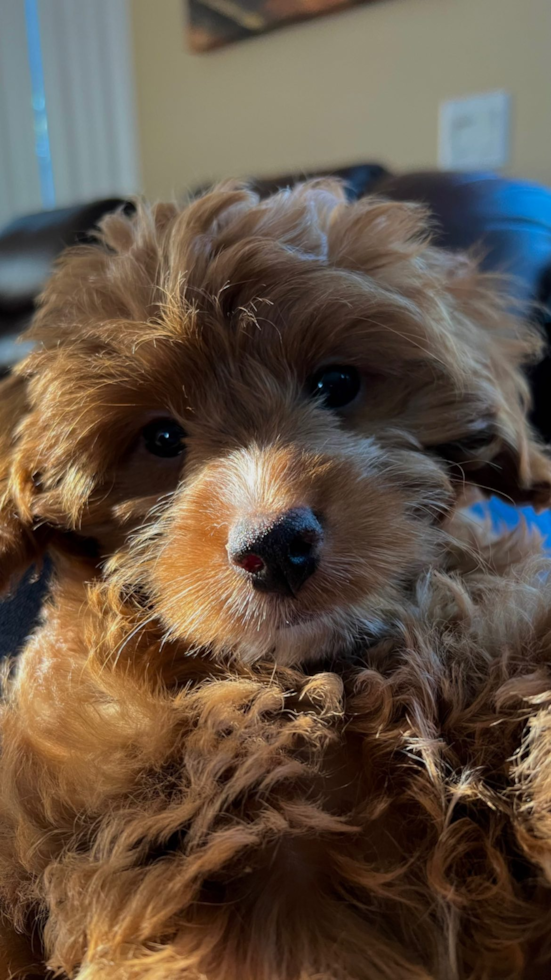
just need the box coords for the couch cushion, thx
[0,198,129,315]
[375,171,551,311]
[193,164,390,203]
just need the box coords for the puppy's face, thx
[1,183,549,664]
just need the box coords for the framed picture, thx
[187,0,375,52]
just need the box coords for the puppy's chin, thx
[229,603,388,667]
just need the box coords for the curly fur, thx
[1,181,551,979]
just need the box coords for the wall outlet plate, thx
[439,90,511,171]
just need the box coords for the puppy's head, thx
[1,181,549,663]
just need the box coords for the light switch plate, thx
[438,90,511,171]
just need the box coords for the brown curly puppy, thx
[1,181,551,980]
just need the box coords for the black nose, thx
[228,507,323,597]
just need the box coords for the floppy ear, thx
[427,255,551,508]
[0,373,49,593]
[327,196,551,507]
[436,416,551,508]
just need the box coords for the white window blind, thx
[0,0,43,227]
[0,0,140,229]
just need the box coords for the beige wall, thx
[130,0,551,200]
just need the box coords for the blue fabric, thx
[470,497,551,549]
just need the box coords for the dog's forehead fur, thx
[24,181,478,383]
[12,182,534,476]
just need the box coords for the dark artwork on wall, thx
[187,0,376,52]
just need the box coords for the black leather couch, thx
[1,166,551,658]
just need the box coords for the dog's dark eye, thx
[142,418,186,458]
[308,365,361,410]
